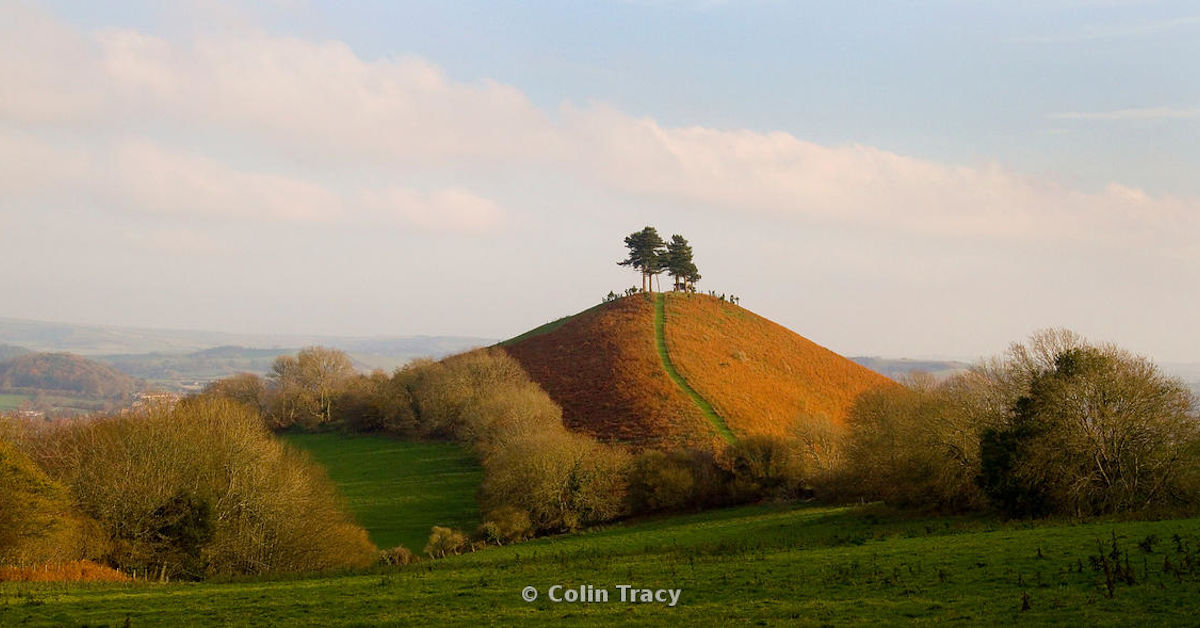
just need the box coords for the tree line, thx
[6,328,1195,575]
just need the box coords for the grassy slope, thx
[504,293,893,446]
[283,433,483,552]
[664,293,895,437]
[653,294,734,443]
[502,296,718,449]
[6,504,1200,625]
[497,302,607,347]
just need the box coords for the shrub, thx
[841,375,987,512]
[379,546,416,566]
[477,506,533,545]
[264,347,356,430]
[424,527,468,558]
[0,560,130,583]
[0,437,91,565]
[724,435,806,501]
[978,343,1200,517]
[405,349,560,445]
[26,398,377,577]
[628,450,696,513]
[480,431,630,532]
[201,373,266,415]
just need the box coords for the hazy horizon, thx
[4,1,1199,362]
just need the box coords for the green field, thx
[0,392,29,411]
[5,503,1200,625]
[283,433,483,552]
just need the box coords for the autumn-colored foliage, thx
[0,352,141,399]
[502,295,721,449]
[0,437,93,565]
[0,560,129,583]
[663,293,894,438]
[505,293,892,447]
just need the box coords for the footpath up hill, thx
[501,293,891,448]
[501,296,719,449]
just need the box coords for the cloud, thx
[562,107,1198,250]
[359,187,503,233]
[2,3,1198,257]
[106,139,344,222]
[1049,106,1200,121]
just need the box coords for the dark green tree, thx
[618,226,666,293]
[665,234,701,291]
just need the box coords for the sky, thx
[2,0,1199,362]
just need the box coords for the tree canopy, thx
[665,235,700,291]
[617,226,666,293]
[618,227,700,293]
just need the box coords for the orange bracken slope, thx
[501,293,893,448]
[500,295,723,450]
[663,293,894,438]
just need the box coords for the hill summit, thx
[501,293,892,450]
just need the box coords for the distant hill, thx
[849,356,970,380]
[0,316,493,391]
[97,346,294,390]
[97,345,438,391]
[0,344,31,362]
[0,353,142,399]
[501,293,893,449]
[0,316,491,358]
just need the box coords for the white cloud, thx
[106,139,344,222]
[2,2,1198,257]
[359,187,503,233]
[562,107,1198,251]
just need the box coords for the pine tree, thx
[618,227,666,293]
[665,234,701,291]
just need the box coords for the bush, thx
[978,343,1200,517]
[480,431,630,532]
[477,506,533,545]
[264,347,356,430]
[379,546,416,566]
[724,435,806,502]
[424,527,468,558]
[405,349,561,445]
[201,373,266,415]
[841,375,987,512]
[0,438,92,565]
[26,398,377,577]
[628,450,697,513]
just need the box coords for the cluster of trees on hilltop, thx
[618,226,701,293]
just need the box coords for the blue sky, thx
[3,0,1200,361]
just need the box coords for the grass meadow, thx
[0,392,29,411]
[282,433,483,552]
[5,502,1200,625]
